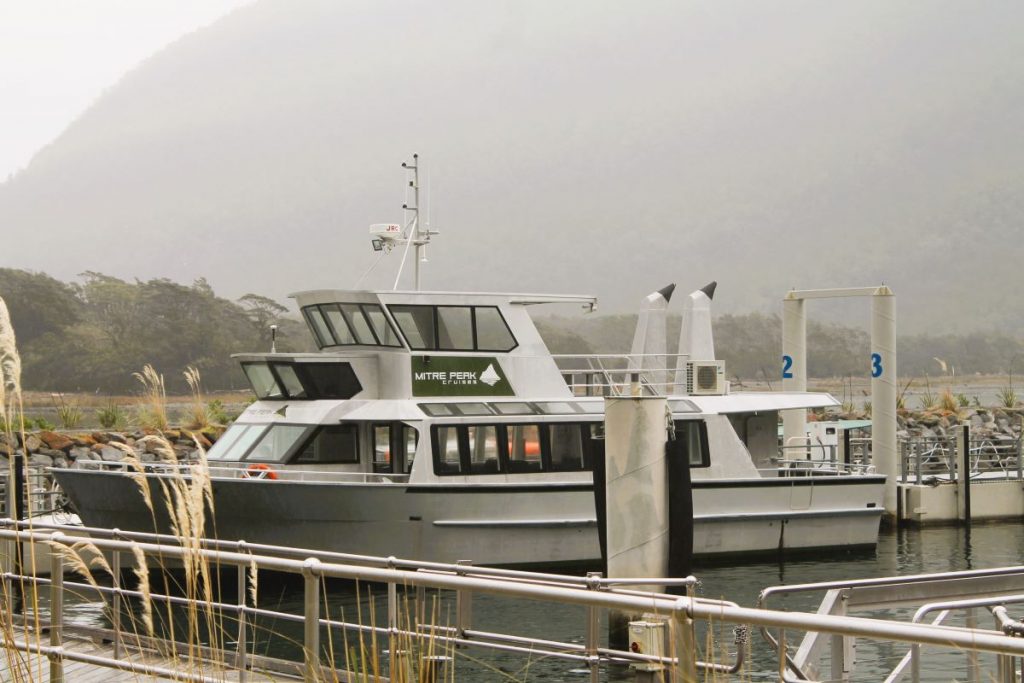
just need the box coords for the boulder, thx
[105,432,127,444]
[38,430,74,452]
[73,434,97,447]
[69,447,91,460]
[52,456,68,469]
[90,432,109,444]
[38,448,64,458]
[29,453,53,467]
[22,435,42,452]
[140,453,157,463]
[163,429,181,441]
[99,446,125,462]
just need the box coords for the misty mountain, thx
[2,0,1022,333]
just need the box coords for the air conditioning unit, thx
[686,360,725,395]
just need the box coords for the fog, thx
[1,0,1022,332]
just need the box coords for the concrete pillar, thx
[782,296,807,455]
[871,289,898,520]
[604,394,669,646]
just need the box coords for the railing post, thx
[386,556,399,681]
[111,548,122,660]
[302,558,321,683]
[236,556,249,683]
[49,538,64,683]
[455,560,472,643]
[586,571,601,683]
[1017,422,1022,482]
[669,601,697,683]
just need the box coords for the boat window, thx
[292,424,359,464]
[474,307,516,351]
[437,306,474,350]
[507,424,542,473]
[387,304,518,352]
[364,305,402,347]
[467,425,501,474]
[242,363,285,400]
[431,422,597,476]
[670,400,699,414]
[299,363,362,400]
[272,363,307,399]
[674,420,710,467]
[577,402,604,414]
[372,424,391,472]
[454,402,492,416]
[245,425,313,463]
[548,424,585,471]
[433,425,461,474]
[321,305,356,345]
[304,307,335,348]
[420,403,456,417]
[390,305,435,350]
[491,402,534,415]
[341,304,376,345]
[402,425,418,473]
[535,402,580,414]
[207,424,267,461]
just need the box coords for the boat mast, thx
[401,154,436,291]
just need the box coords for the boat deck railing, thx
[774,439,877,476]
[0,466,67,518]
[7,519,1024,682]
[552,353,691,397]
[900,434,1023,483]
[70,459,413,484]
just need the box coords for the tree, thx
[238,293,288,342]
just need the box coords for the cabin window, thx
[302,303,402,348]
[388,305,517,352]
[507,424,542,473]
[466,425,501,474]
[547,424,586,471]
[389,306,436,350]
[321,305,356,345]
[371,422,420,474]
[300,363,362,399]
[674,420,710,468]
[474,307,516,351]
[536,401,579,415]
[246,425,313,463]
[291,424,359,464]
[431,422,596,476]
[304,307,335,348]
[364,305,402,347]
[272,363,307,399]
[492,402,534,415]
[341,304,376,345]
[242,363,284,400]
[208,424,268,461]
[438,306,474,350]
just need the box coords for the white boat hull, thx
[53,469,883,567]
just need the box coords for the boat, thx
[52,158,885,568]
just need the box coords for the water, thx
[52,523,1024,681]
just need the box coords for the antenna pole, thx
[401,154,422,290]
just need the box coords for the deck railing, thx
[7,520,1024,682]
[552,353,691,397]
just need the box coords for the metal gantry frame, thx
[782,286,898,518]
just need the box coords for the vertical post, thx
[958,425,971,526]
[669,609,697,683]
[829,593,848,682]
[965,608,979,683]
[111,550,122,660]
[455,560,472,640]
[49,541,64,683]
[302,559,321,683]
[387,579,397,680]
[782,296,807,456]
[236,560,248,682]
[871,288,898,522]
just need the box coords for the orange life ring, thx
[244,463,278,480]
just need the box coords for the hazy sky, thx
[0,0,251,178]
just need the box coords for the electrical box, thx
[628,619,666,672]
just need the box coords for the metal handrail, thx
[8,525,1024,683]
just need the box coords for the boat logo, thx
[479,364,500,386]
[275,405,288,417]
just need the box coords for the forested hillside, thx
[1,1,1022,333]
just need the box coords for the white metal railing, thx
[552,353,691,397]
[900,435,1023,483]
[70,459,412,484]
[7,520,1024,682]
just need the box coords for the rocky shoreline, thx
[825,406,1024,442]
[0,428,221,468]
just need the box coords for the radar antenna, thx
[366,153,439,291]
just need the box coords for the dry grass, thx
[182,365,212,430]
[133,363,169,430]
